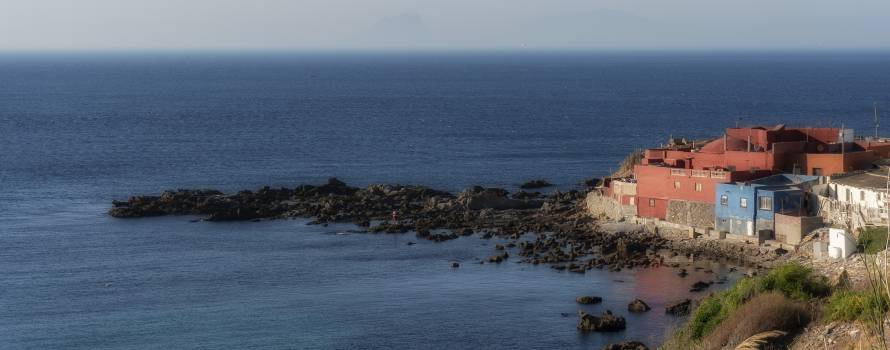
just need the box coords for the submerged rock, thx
[627,299,651,312]
[690,280,712,292]
[576,296,603,305]
[665,299,692,316]
[601,341,649,350]
[577,310,626,332]
[519,179,553,189]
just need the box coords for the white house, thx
[830,170,889,211]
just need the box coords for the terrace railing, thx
[691,170,709,178]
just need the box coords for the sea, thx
[2,51,889,349]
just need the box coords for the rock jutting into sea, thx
[109,177,783,271]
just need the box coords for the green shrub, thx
[859,226,889,254]
[758,263,830,300]
[823,290,889,323]
[686,262,828,341]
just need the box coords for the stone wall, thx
[665,199,715,228]
[585,191,635,220]
[775,213,823,245]
[814,194,884,232]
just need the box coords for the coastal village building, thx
[829,169,889,211]
[631,125,890,227]
[600,178,637,218]
[821,168,890,227]
[714,174,819,243]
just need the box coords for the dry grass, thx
[699,292,810,350]
[611,150,642,178]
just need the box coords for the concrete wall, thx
[636,196,667,219]
[775,213,823,245]
[585,191,636,220]
[666,199,714,228]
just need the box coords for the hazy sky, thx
[2,0,889,51]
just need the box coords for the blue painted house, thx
[714,174,819,238]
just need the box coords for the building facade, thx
[714,174,818,239]
[629,125,890,224]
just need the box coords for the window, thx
[720,195,728,206]
[861,191,866,201]
[695,183,702,192]
[740,198,748,208]
[673,181,681,189]
[758,196,772,211]
[812,168,823,176]
[846,189,852,201]
[648,198,656,207]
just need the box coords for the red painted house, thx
[628,125,890,221]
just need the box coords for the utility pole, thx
[841,122,846,171]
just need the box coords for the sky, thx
[1,0,889,51]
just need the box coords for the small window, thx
[812,168,823,176]
[758,196,772,211]
[846,189,852,201]
[740,198,748,208]
[720,195,728,206]
[695,183,702,192]
[648,198,656,207]
[673,181,681,189]
[861,191,866,201]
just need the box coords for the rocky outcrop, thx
[611,150,643,178]
[109,177,761,273]
[458,186,542,210]
[602,341,649,350]
[577,310,626,332]
[627,299,650,312]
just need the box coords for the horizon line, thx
[3,47,890,55]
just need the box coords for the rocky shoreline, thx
[110,177,791,348]
[111,178,784,272]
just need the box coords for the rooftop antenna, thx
[875,102,881,139]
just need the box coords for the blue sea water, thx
[2,51,890,349]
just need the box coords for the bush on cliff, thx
[859,226,888,254]
[823,289,889,323]
[701,292,809,349]
[685,262,828,341]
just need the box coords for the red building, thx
[630,125,890,220]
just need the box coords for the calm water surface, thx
[2,51,889,349]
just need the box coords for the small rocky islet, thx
[110,177,779,269]
[110,177,678,270]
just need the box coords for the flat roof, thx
[832,171,890,190]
